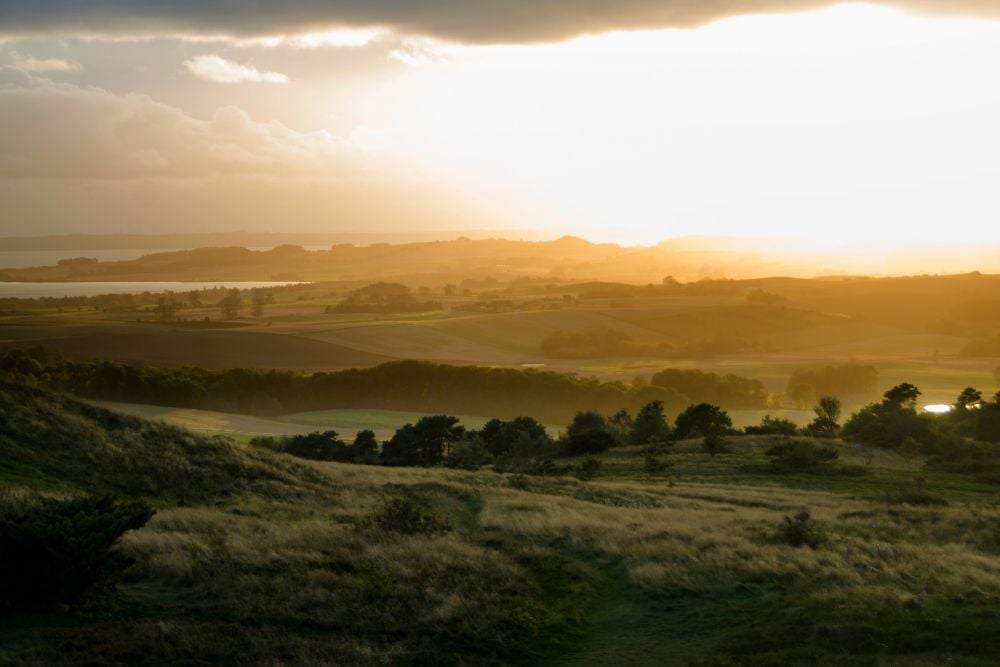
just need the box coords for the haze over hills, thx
[0,230,546,252]
[4,235,1000,283]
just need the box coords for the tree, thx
[154,295,177,321]
[282,430,349,461]
[702,432,729,457]
[883,383,921,409]
[479,416,551,458]
[218,289,241,320]
[842,384,931,450]
[352,430,379,464]
[566,410,608,439]
[564,429,617,456]
[674,403,732,440]
[785,363,877,407]
[955,387,983,411]
[630,400,671,444]
[446,437,493,470]
[808,396,842,437]
[608,408,633,444]
[381,415,464,467]
[251,291,274,317]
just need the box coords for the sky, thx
[2,1,1000,246]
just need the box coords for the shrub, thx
[563,429,617,456]
[775,511,824,549]
[574,458,603,481]
[702,433,730,457]
[744,415,798,436]
[495,458,570,477]
[281,430,350,461]
[674,403,733,440]
[0,493,154,612]
[445,438,493,470]
[764,440,838,472]
[643,451,673,474]
[370,498,450,535]
[879,478,947,506]
[479,416,552,458]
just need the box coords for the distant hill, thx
[4,235,999,283]
[0,229,543,252]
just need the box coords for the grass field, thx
[2,282,998,409]
[4,385,1000,665]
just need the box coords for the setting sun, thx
[362,4,1000,245]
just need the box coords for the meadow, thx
[2,265,1000,665]
[2,381,999,665]
[2,271,996,410]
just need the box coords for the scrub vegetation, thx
[2,378,999,665]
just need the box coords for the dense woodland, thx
[0,347,803,419]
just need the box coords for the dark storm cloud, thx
[0,1,999,44]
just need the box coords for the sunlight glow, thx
[363,4,1000,246]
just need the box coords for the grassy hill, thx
[2,382,999,664]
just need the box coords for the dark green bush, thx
[643,451,673,474]
[494,458,570,477]
[0,493,154,612]
[573,458,603,481]
[370,498,450,535]
[702,433,730,457]
[673,403,733,440]
[744,415,799,436]
[764,440,838,471]
[563,429,617,456]
[445,438,493,470]
[775,511,824,549]
[879,478,947,506]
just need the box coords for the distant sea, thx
[0,282,304,299]
[0,246,331,269]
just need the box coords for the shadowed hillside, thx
[2,382,999,665]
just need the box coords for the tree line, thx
[0,347,692,423]
[253,383,1000,487]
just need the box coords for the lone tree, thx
[808,395,842,437]
[352,429,380,464]
[702,432,729,457]
[630,400,671,444]
[154,295,178,321]
[674,403,732,440]
[955,387,983,411]
[566,410,608,439]
[251,291,274,317]
[218,289,242,320]
[479,416,551,458]
[883,383,921,409]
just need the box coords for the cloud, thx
[8,52,80,72]
[0,73,504,233]
[0,1,998,44]
[184,54,288,83]
[241,28,381,49]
